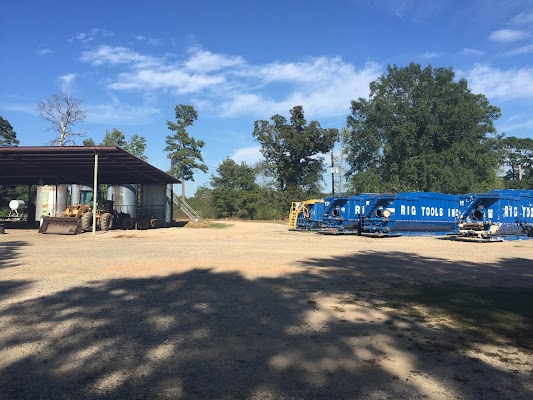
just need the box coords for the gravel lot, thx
[1,221,532,399]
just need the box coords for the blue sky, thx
[2,0,533,195]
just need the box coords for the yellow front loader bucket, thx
[38,217,83,235]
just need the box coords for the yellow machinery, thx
[288,199,322,230]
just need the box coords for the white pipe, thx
[92,153,98,236]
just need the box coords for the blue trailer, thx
[288,199,325,231]
[457,190,533,241]
[319,195,375,234]
[360,192,466,237]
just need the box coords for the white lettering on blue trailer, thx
[488,209,493,219]
[400,205,416,216]
[447,208,460,217]
[421,206,444,217]
[522,206,533,218]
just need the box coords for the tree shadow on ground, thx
[0,252,532,399]
[0,240,28,270]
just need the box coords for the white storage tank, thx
[107,184,137,217]
[35,185,68,221]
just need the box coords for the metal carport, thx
[0,146,179,234]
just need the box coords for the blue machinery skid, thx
[288,190,533,242]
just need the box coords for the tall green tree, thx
[125,134,148,161]
[211,158,259,219]
[0,116,19,147]
[500,136,533,188]
[165,105,208,199]
[101,128,127,147]
[84,129,148,161]
[345,63,501,194]
[0,116,20,213]
[252,105,338,201]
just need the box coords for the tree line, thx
[1,63,532,219]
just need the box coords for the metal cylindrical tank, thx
[35,185,68,221]
[140,184,166,222]
[70,185,93,205]
[9,200,25,211]
[107,184,137,217]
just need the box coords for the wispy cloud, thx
[511,12,533,25]
[59,73,77,92]
[85,101,161,125]
[505,44,533,56]
[81,45,160,68]
[69,28,114,44]
[81,44,382,119]
[420,52,441,59]
[135,35,161,46]
[489,29,528,42]
[459,48,485,56]
[37,49,54,56]
[230,146,263,165]
[461,64,533,100]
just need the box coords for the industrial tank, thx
[107,184,137,217]
[35,185,68,221]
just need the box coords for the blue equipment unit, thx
[295,200,325,230]
[457,189,533,241]
[360,192,465,237]
[319,195,375,234]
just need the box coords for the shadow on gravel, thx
[0,251,531,399]
[0,240,29,270]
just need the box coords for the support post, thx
[331,151,335,196]
[92,153,99,236]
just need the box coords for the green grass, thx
[208,222,233,229]
[388,284,533,350]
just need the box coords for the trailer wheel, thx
[122,218,134,230]
[137,218,149,230]
[81,212,92,232]
[101,213,112,231]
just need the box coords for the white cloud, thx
[459,48,485,56]
[37,49,54,56]
[110,70,226,93]
[135,35,161,46]
[230,146,263,165]
[85,101,160,125]
[420,52,441,59]
[489,29,528,42]
[461,64,533,100]
[499,115,533,133]
[505,44,533,56]
[81,45,160,68]
[511,12,533,25]
[185,48,245,73]
[81,44,381,119]
[220,59,381,118]
[59,73,77,92]
[69,28,114,44]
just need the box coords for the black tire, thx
[122,218,134,230]
[101,213,112,231]
[137,218,149,230]
[81,212,92,232]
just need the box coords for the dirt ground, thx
[0,221,532,399]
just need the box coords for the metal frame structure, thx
[0,146,180,235]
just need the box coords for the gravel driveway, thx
[1,221,532,399]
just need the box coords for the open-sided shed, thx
[0,146,180,233]
[0,146,179,185]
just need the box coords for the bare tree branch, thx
[37,92,87,146]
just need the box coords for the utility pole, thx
[331,150,335,196]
